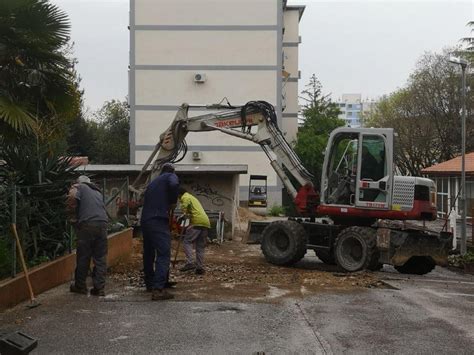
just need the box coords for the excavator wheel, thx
[334,226,379,272]
[261,220,307,266]
[394,256,436,275]
[314,250,336,265]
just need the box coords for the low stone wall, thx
[0,228,133,311]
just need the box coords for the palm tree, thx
[0,0,77,139]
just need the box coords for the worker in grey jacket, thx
[66,175,108,296]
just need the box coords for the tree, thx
[364,50,474,176]
[295,75,345,188]
[459,21,474,62]
[0,0,80,146]
[91,99,130,164]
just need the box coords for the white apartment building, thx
[335,94,375,128]
[129,0,304,204]
[336,94,362,127]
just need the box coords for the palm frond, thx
[0,96,36,133]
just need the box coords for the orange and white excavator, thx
[131,101,452,275]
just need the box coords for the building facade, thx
[129,0,304,205]
[422,153,474,219]
[335,94,375,128]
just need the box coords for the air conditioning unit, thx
[194,73,207,83]
[192,151,202,161]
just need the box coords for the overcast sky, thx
[51,0,473,111]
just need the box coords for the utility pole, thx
[449,56,468,255]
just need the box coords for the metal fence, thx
[0,177,133,281]
[0,184,74,281]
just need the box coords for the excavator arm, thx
[130,101,318,215]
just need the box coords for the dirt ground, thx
[110,217,385,303]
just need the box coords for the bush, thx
[448,252,474,268]
[0,235,12,279]
[0,146,78,277]
[268,204,285,217]
[465,252,474,263]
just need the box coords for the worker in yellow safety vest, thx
[177,187,211,275]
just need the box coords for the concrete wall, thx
[135,0,278,26]
[130,0,303,206]
[282,8,301,144]
[0,229,133,311]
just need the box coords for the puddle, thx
[109,335,129,342]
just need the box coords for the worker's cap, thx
[162,163,175,173]
[77,175,91,184]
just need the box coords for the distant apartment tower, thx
[129,0,304,204]
[336,94,362,127]
[335,94,376,127]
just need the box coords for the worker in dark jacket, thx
[66,175,108,296]
[141,163,179,301]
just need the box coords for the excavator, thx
[130,100,452,275]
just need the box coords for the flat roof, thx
[79,164,248,174]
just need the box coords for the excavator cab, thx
[321,128,394,210]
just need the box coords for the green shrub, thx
[0,235,12,279]
[463,252,474,263]
[0,147,78,277]
[268,204,285,217]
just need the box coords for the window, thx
[340,103,346,107]
[325,133,359,205]
[359,135,387,203]
[348,104,353,109]
[347,111,352,117]
[436,177,449,217]
[360,135,386,181]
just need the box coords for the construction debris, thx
[110,235,385,303]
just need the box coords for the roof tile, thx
[422,152,474,175]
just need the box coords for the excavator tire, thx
[334,226,379,272]
[314,250,336,265]
[394,256,436,275]
[261,220,307,266]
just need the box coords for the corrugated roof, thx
[421,152,474,176]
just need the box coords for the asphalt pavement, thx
[1,265,473,354]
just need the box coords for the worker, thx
[66,175,108,296]
[141,163,179,301]
[178,187,211,275]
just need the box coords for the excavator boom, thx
[131,101,317,215]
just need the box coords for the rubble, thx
[109,236,384,303]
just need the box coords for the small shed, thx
[421,153,474,218]
[77,164,247,235]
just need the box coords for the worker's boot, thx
[165,281,177,288]
[70,283,88,295]
[90,288,105,297]
[147,281,177,291]
[151,289,174,301]
[180,263,195,272]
